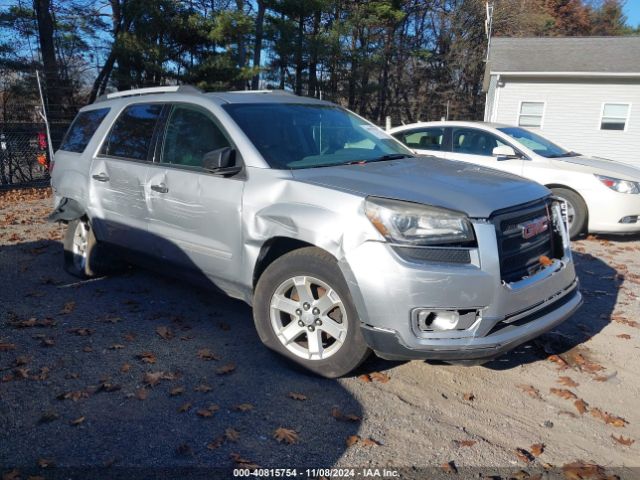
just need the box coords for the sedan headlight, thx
[364,197,475,245]
[596,174,640,194]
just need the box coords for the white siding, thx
[491,76,640,167]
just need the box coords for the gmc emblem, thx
[520,216,549,239]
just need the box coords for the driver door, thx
[145,104,245,283]
[444,127,524,176]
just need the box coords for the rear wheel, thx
[253,247,370,378]
[550,187,587,239]
[63,218,101,278]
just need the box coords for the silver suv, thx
[50,86,582,377]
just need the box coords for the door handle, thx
[150,183,168,193]
[92,173,109,182]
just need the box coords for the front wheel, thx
[550,187,588,239]
[253,247,370,378]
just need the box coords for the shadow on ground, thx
[0,239,362,478]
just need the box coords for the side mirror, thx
[492,145,518,160]
[202,147,235,171]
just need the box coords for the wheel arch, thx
[545,184,589,234]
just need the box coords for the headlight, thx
[364,197,475,245]
[596,174,640,194]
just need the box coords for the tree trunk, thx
[251,0,266,90]
[307,9,321,97]
[33,0,63,122]
[294,9,305,95]
[236,0,246,89]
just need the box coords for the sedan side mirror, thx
[202,147,235,171]
[492,145,519,160]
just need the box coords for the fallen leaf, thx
[194,384,212,393]
[58,390,89,402]
[273,427,298,444]
[37,458,55,468]
[616,334,631,340]
[81,345,91,352]
[60,301,76,314]
[561,461,606,479]
[68,328,93,336]
[230,453,259,469]
[207,436,225,450]
[197,408,213,418]
[463,392,475,401]
[358,374,372,383]
[288,392,307,401]
[330,407,360,422]
[110,344,125,350]
[557,376,579,387]
[70,416,85,426]
[143,371,174,387]
[156,326,174,340]
[530,443,545,457]
[233,403,253,412]
[135,388,148,401]
[453,439,477,447]
[178,402,192,413]
[574,399,589,415]
[137,352,156,364]
[120,363,132,373]
[441,461,457,474]
[225,428,240,442]
[176,443,192,456]
[590,408,627,427]
[2,468,20,480]
[13,356,30,366]
[517,384,542,399]
[611,435,634,446]
[361,437,381,447]
[346,435,360,447]
[197,348,219,360]
[550,388,577,400]
[170,386,185,396]
[0,343,17,351]
[98,382,121,393]
[370,371,390,383]
[39,411,60,423]
[515,448,534,463]
[548,354,569,370]
[216,363,236,375]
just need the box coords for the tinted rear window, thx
[59,108,110,153]
[101,103,163,161]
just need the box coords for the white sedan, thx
[389,121,640,238]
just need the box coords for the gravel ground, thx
[0,189,639,479]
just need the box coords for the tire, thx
[253,247,371,378]
[63,217,102,278]
[550,187,587,239]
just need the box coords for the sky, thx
[624,0,640,27]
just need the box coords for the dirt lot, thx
[1,189,639,479]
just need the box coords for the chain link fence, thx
[0,103,76,190]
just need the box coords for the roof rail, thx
[94,85,202,103]
[225,89,296,95]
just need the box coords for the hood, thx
[291,157,550,218]
[553,155,640,180]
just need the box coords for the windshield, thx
[497,127,577,158]
[222,103,412,169]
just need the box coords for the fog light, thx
[415,309,478,332]
[619,216,638,224]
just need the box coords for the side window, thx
[161,106,230,168]
[452,128,504,156]
[59,108,110,153]
[600,103,629,131]
[518,102,544,127]
[101,103,163,161]
[396,128,445,151]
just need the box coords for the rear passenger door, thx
[393,127,448,156]
[145,104,245,285]
[444,127,524,176]
[89,103,164,250]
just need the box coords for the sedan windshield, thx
[222,103,413,169]
[497,127,578,158]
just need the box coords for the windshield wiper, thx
[347,153,414,165]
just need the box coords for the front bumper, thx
[340,219,581,362]
[586,186,640,234]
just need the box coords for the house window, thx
[601,103,629,131]
[518,102,544,127]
